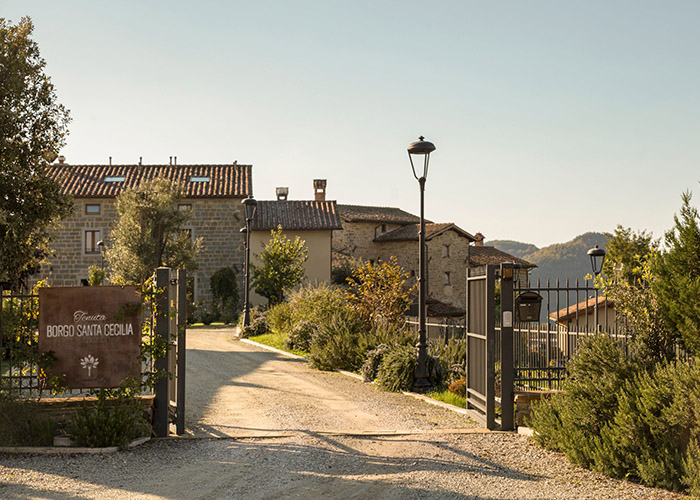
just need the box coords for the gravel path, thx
[0,328,687,499]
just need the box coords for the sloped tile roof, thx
[251,200,342,231]
[548,296,612,323]
[47,163,251,198]
[468,246,535,268]
[374,222,476,242]
[337,204,424,224]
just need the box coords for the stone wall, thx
[32,198,245,302]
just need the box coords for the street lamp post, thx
[408,136,436,392]
[242,196,258,327]
[587,245,606,332]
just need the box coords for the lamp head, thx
[407,136,436,180]
[587,245,606,276]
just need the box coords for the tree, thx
[106,178,200,285]
[252,226,308,305]
[0,17,73,290]
[603,225,657,284]
[210,266,240,323]
[346,256,416,329]
[653,190,700,356]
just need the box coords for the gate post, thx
[500,263,515,431]
[175,269,187,436]
[153,267,171,437]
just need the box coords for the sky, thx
[3,1,699,248]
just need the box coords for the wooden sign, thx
[39,286,142,389]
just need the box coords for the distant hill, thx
[489,232,610,285]
[485,240,539,258]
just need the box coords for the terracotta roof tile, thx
[468,246,535,268]
[549,296,612,323]
[47,164,251,198]
[374,223,476,242]
[337,204,424,224]
[252,200,342,231]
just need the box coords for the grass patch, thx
[426,387,466,408]
[247,331,308,358]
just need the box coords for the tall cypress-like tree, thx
[0,17,73,290]
[106,178,200,285]
[654,190,700,356]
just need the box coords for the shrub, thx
[0,394,57,446]
[198,302,218,325]
[448,378,466,396]
[70,390,150,450]
[285,320,316,352]
[267,301,293,334]
[360,343,391,382]
[529,335,638,468]
[376,344,416,392]
[429,339,466,384]
[287,282,349,328]
[210,267,240,324]
[308,309,365,371]
[239,314,268,339]
[88,265,105,286]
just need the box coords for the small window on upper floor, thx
[443,244,450,258]
[444,272,451,285]
[189,176,210,183]
[104,176,126,183]
[85,229,102,254]
[85,203,101,215]
[178,204,192,212]
[381,224,386,233]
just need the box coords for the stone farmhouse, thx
[35,158,251,302]
[249,180,342,306]
[333,204,533,312]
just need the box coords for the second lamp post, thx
[408,136,436,392]
[242,196,257,327]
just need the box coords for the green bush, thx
[0,394,57,446]
[360,343,391,382]
[285,320,316,352]
[70,390,150,450]
[448,378,466,396]
[240,314,268,339]
[287,282,349,327]
[210,267,240,324]
[376,344,416,392]
[267,301,293,334]
[308,309,366,371]
[429,339,466,384]
[529,335,638,467]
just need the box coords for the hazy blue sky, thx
[3,1,699,247]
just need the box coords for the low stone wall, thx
[514,390,560,427]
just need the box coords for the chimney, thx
[474,232,485,247]
[276,187,289,201]
[57,155,66,165]
[314,179,327,201]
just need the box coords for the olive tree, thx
[252,226,308,305]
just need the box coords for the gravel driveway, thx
[0,328,686,499]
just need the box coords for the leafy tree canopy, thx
[106,178,200,285]
[603,225,657,284]
[346,256,416,329]
[653,190,700,355]
[252,226,308,305]
[0,17,72,289]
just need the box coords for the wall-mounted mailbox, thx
[515,291,543,322]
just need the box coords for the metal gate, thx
[465,264,516,431]
[153,267,187,437]
[465,265,496,429]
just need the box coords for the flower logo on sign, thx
[80,355,99,377]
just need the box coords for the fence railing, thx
[0,293,41,396]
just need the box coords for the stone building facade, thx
[34,160,252,302]
[334,204,533,312]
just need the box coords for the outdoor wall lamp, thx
[242,196,258,327]
[408,136,436,393]
[587,245,606,277]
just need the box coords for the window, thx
[381,224,386,233]
[189,176,210,183]
[85,230,101,254]
[443,244,450,258]
[85,203,101,215]
[444,272,451,285]
[178,204,192,212]
[104,176,126,183]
